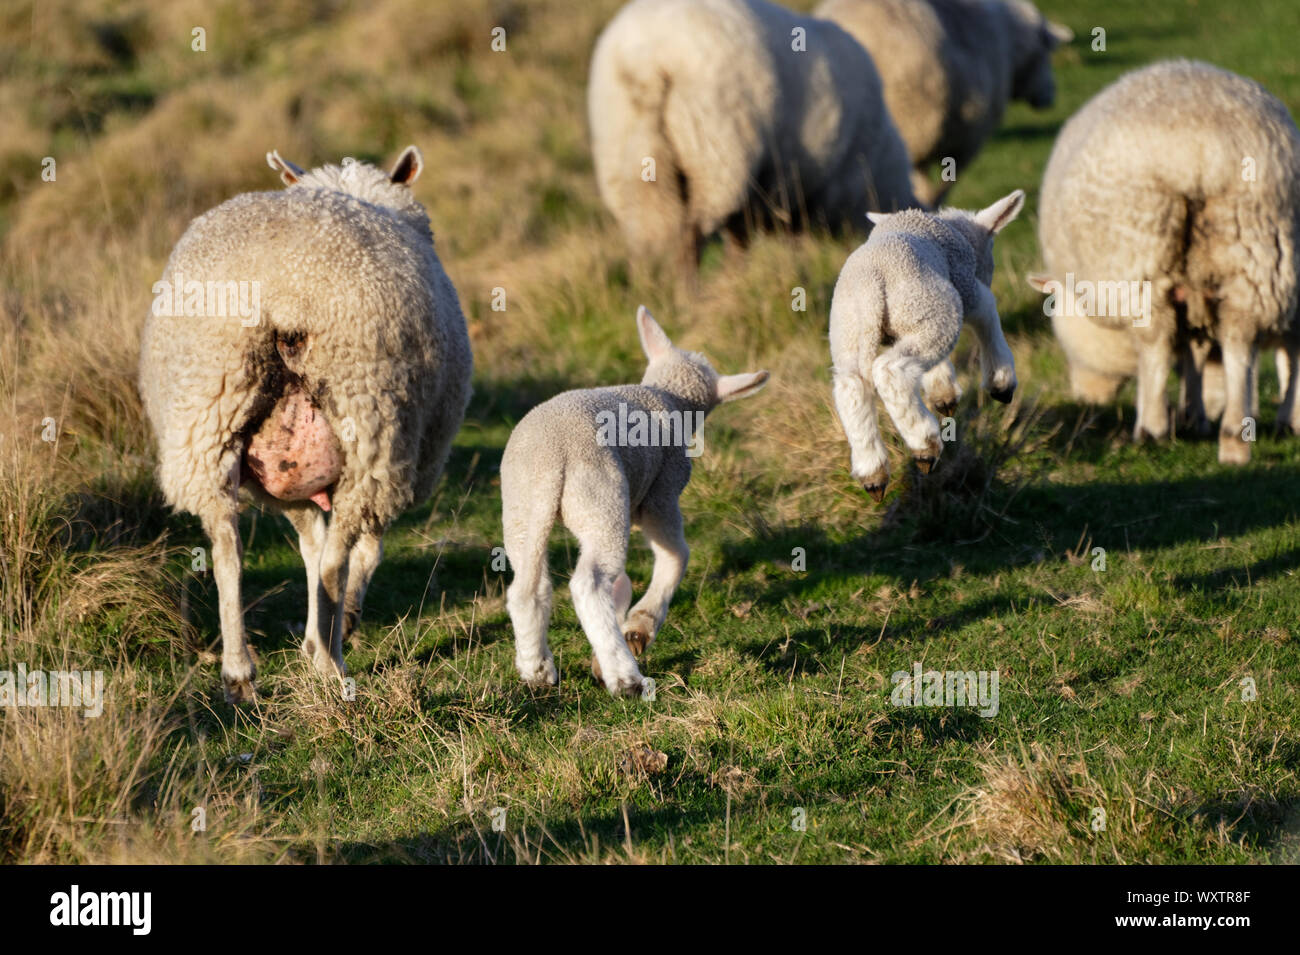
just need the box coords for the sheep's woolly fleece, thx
[588,0,918,265]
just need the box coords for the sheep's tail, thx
[588,28,689,261]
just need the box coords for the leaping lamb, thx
[501,307,768,696]
[830,190,1025,500]
[139,146,474,703]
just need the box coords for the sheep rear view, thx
[589,0,918,273]
[1034,59,1300,463]
[501,307,767,696]
[139,146,473,702]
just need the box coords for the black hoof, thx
[990,387,1015,405]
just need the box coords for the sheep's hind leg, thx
[341,530,383,649]
[872,340,943,474]
[622,499,689,657]
[204,469,255,703]
[832,368,890,500]
[309,516,359,689]
[1275,343,1299,436]
[1218,337,1257,465]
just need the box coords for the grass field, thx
[2,0,1299,864]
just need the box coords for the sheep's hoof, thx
[223,677,257,705]
[863,483,887,503]
[1218,432,1252,465]
[914,455,938,475]
[990,387,1015,405]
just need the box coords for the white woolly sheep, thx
[830,190,1024,499]
[588,0,919,272]
[139,146,473,703]
[1033,60,1300,462]
[501,307,768,696]
[817,0,1072,206]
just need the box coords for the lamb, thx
[501,307,768,696]
[588,0,919,272]
[817,0,1072,206]
[138,146,473,703]
[1032,60,1300,462]
[829,190,1025,500]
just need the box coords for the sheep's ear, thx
[1046,21,1073,45]
[389,145,423,185]
[716,370,770,403]
[1026,272,1055,293]
[636,305,673,362]
[976,189,1025,234]
[267,150,305,186]
[866,211,891,227]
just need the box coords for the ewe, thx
[589,0,918,273]
[1032,60,1300,462]
[501,307,767,696]
[818,0,1071,205]
[139,147,473,702]
[830,191,1025,500]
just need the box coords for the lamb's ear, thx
[866,211,891,227]
[716,370,770,403]
[267,150,305,186]
[636,305,673,362]
[389,145,423,185]
[975,189,1025,234]
[1026,272,1055,293]
[1046,21,1073,45]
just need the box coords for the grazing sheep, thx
[501,307,768,696]
[817,0,1072,205]
[588,0,919,272]
[830,190,1024,499]
[1033,60,1300,462]
[139,146,473,702]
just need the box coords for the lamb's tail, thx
[588,26,689,262]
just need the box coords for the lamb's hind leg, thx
[832,366,890,500]
[284,505,326,663]
[622,498,689,657]
[565,492,640,696]
[505,538,557,688]
[873,338,943,474]
[922,359,961,417]
[203,464,255,703]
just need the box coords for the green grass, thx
[2,0,1299,864]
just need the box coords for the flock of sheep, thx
[137,0,1300,701]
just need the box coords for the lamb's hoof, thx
[223,676,257,705]
[590,656,644,698]
[934,399,958,418]
[990,387,1015,404]
[622,612,656,656]
[859,466,889,502]
[1132,426,1167,445]
[519,657,558,688]
[1218,432,1252,465]
[914,455,937,475]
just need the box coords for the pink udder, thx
[244,388,341,510]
